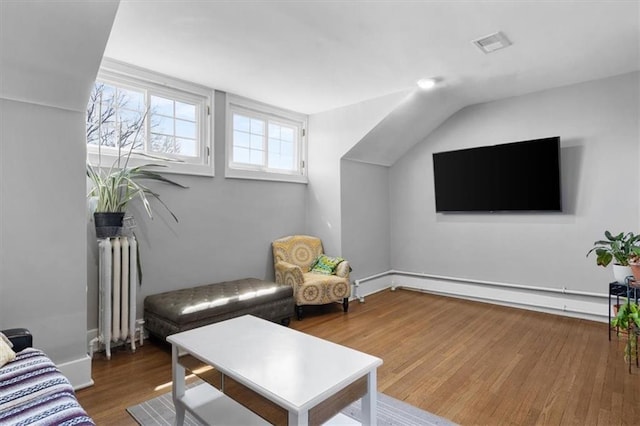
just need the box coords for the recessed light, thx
[417,78,436,90]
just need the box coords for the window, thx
[87,59,213,176]
[226,95,307,183]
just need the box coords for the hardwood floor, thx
[76,289,640,425]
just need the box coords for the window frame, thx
[88,59,214,177]
[225,94,308,184]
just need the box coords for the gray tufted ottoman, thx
[144,278,294,340]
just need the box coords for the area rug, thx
[126,382,456,426]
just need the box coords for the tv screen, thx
[432,137,561,212]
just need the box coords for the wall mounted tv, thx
[432,137,561,212]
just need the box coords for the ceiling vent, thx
[472,31,512,54]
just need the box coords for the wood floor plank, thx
[76,289,640,425]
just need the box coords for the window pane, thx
[264,121,297,171]
[153,115,174,135]
[249,150,263,165]
[151,95,174,116]
[268,152,294,171]
[233,114,250,132]
[87,113,101,145]
[121,88,145,111]
[280,156,294,170]
[250,119,264,135]
[234,147,250,164]
[102,120,116,147]
[176,138,197,157]
[175,102,195,120]
[151,134,178,154]
[99,100,115,116]
[281,127,294,142]
[88,82,146,150]
[281,141,293,157]
[100,84,116,100]
[250,134,263,150]
[268,152,279,169]
[234,130,250,148]
[176,119,196,138]
[268,138,280,154]
[268,123,280,139]
[121,132,144,150]
[119,109,142,126]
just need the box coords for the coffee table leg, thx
[361,370,377,426]
[172,344,186,426]
[288,409,308,425]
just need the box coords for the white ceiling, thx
[105,0,639,115]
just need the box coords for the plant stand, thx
[608,279,639,340]
[627,324,639,374]
[626,277,640,373]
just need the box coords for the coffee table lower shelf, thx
[177,382,269,425]
[177,382,361,425]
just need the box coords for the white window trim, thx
[225,94,308,184]
[88,58,214,177]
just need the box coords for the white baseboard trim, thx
[87,328,98,354]
[57,354,94,391]
[352,274,391,302]
[355,270,610,323]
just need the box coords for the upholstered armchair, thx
[272,235,351,320]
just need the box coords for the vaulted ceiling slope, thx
[104,1,639,165]
[0,1,119,112]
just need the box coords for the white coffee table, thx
[167,315,383,425]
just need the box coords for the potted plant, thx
[629,253,640,283]
[87,158,187,238]
[586,231,640,284]
[611,299,640,369]
[87,84,190,237]
[86,89,188,237]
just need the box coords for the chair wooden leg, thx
[296,305,304,321]
[343,298,349,313]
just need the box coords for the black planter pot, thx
[94,212,124,238]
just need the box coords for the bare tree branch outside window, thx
[86,83,146,151]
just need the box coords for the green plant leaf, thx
[87,155,187,221]
[588,231,640,268]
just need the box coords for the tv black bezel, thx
[432,136,562,213]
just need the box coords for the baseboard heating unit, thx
[90,236,143,359]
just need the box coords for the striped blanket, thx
[0,348,94,425]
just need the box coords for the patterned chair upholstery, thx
[272,235,350,320]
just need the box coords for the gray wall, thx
[1,100,88,364]
[0,1,118,381]
[341,159,391,280]
[307,90,409,256]
[87,91,308,330]
[389,72,640,294]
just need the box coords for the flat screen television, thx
[432,137,561,212]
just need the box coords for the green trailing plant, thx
[611,300,640,362]
[586,231,640,267]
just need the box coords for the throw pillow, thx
[0,332,16,368]
[310,254,345,275]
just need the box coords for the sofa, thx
[0,328,94,425]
